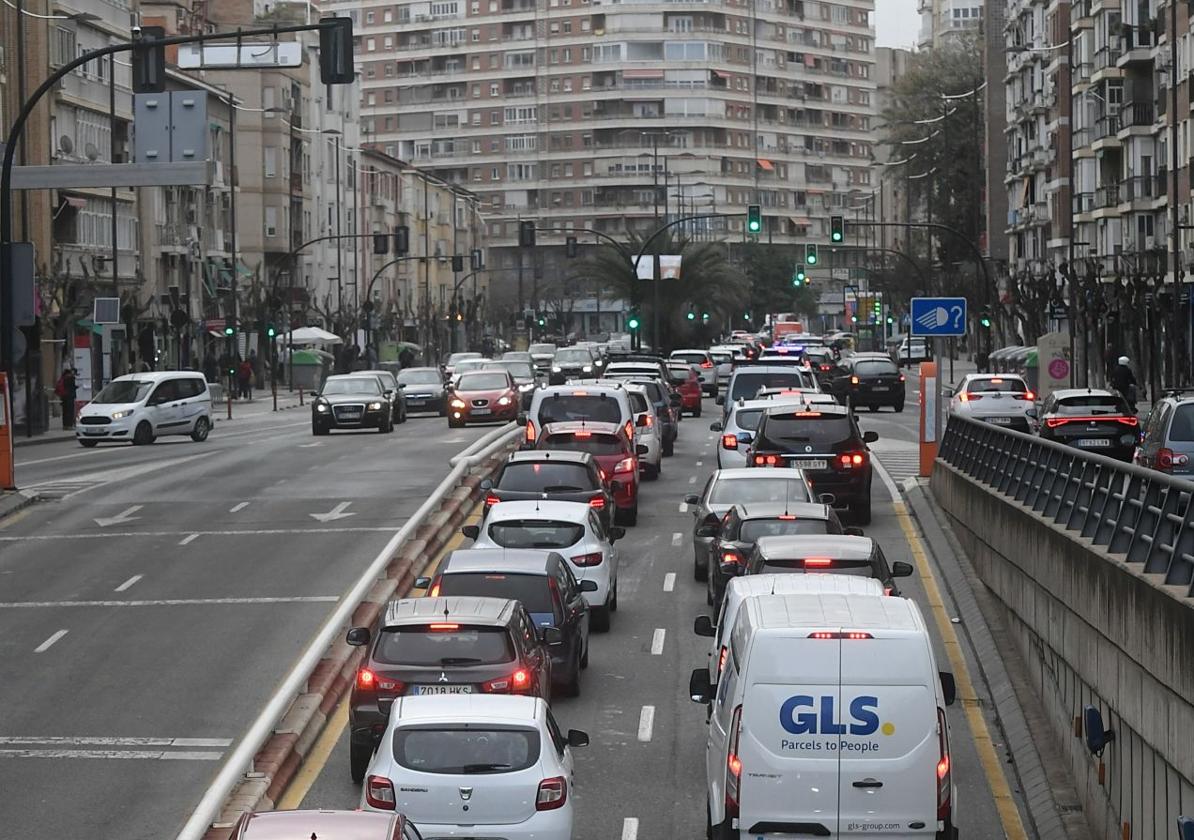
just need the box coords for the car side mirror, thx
[636,444,649,456]
[709,421,723,432]
[479,478,493,492]
[461,524,480,540]
[738,432,753,445]
[684,493,700,506]
[397,383,407,388]
[578,579,599,592]
[414,576,431,589]
[939,671,957,707]
[863,431,879,443]
[567,729,590,748]
[715,395,725,405]
[819,493,837,506]
[384,389,394,398]
[516,413,528,426]
[892,561,914,578]
[719,561,743,578]
[693,614,716,637]
[346,627,371,647]
[696,522,720,538]
[670,394,682,406]
[609,526,626,542]
[689,668,713,704]
[542,626,564,646]
[1083,705,1115,756]
[636,414,649,427]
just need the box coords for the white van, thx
[691,593,958,840]
[76,371,213,447]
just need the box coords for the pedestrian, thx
[203,353,218,383]
[237,356,253,401]
[364,343,378,367]
[398,347,415,370]
[55,367,77,429]
[1110,355,1138,413]
[1103,343,1117,385]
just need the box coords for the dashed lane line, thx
[0,749,223,761]
[0,526,403,542]
[0,736,232,747]
[622,817,639,840]
[688,476,697,484]
[671,532,682,547]
[663,573,676,592]
[0,596,339,609]
[229,502,250,513]
[650,628,666,655]
[178,534,199,546]
[114,575,142,592]
[34,630,68,653]
[637,706,655,742]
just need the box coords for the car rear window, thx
[541,432,626,456]
[967,378,1027,394]
[498,462,595,492]
[740,517,835,542]
[554,348,592,364]
[393,727,540,775]
[710,352,732,364]
[374,625,515,666]
[537,395,622,425]
[488,519,585,549]
[437,573,555,615]
[758,413,854,448]
[628,392,649,413]
[709,477,810,505]
[854,360,898,376]
[1055,395,1129,415]
[668,367,692,384]
[672,352,707,364]
[730,372,807,402]
[1168,404,1194,441]
[733,409,763,431]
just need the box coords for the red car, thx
[667,363,704,417]
[446,370,519,427]
[536,421,642,525]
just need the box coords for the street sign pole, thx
[910,297,968,476]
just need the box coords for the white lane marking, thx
[16,423,311,467]
[637,705,655,742]
[0,526,400,543]
[0,596,339,609]
[663,572,675,592]
[34,630,68,653]
[872,456,903,501]
[0,736,232,747]
[229,502,250,513]
[0,749,223,761]
[696,460,703,467]
[310,501,356,522]
[671,532,682,547]
[299,442,323,448]
[622,817,639,840]
[677,502,688,513]
[688,476,697,484]
[179,534,199,546]
[93,505,143,528]
[114,575,142,593]
[650,628,666,655]
[273,479,287,486]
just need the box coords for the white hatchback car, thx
[466,500,622,631]
[670,349,718,394]
[76,371,212,447]
[362,694,589,840]
[948,373,1037,433]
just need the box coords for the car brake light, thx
[614,457,635,474]
[820,364,833,372]
[777,514,796,520]
[804,556,832,567]
[701,360,714,368]
[808,631,872,638]
[937,708,951,821]
[524,419,536,444]
[365,775,396,810]
[428,623,460,631]
[850,375,859,385]
[589,496,606,509]
[721,550,742,565]
[482,667,535,694]
[1016,390,1036,401]
[753,454,781,466]
[1157,448,1189,470]
[1044,417,1068,428]
[356,667,377,690]
[572,391,588,396]
[572,551,604,566]
[726,705,743,817]
[959,393,982,402]
[1116,416,1139,426]
[485,494,500,507]
[573,430,592,438]
[722,434,739,449]
[536,776,568,811]
[838,452,866,468]
[717,645,728,675]
[899,374,906,382]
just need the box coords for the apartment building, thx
[874,46,913,256]
[919,0,985,49]
[328,0,878,292]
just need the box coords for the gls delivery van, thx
[690,593,958,840]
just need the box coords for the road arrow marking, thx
[94,505,143,528]
[310,501,356,523]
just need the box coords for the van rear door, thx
[837,635,939,838]
[738,634,842,837]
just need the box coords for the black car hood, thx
[318,393,382,405]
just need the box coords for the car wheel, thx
[132,421,155,446]
[397,406,407,424]
[313,422,329,436]
[349,739,373,784]
[644,463,659,482]
[561,653,582,697]
[851,496,873,526]
[591,602,611,632]
[894,401,905,413]
[190,416,211,442]
[610,579,618,612]
[622,501,638,526]
[694,403,702,417]
[662,438,674,457]
[438,402,448,417]
[580,640,589,669]
[694,549,708,582]
[79,439,98,448]
[448,417,464,429]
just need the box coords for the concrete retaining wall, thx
[930,461,1194,840]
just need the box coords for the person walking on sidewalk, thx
[237,357,253,401]
[1111,355,1138,413]
[55,368,77,429]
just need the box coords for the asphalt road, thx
[288,386,1029,839]
[0,406,492,840]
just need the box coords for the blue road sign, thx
[910,297,967,337]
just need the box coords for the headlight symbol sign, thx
[910,297,968,338]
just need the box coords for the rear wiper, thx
[542,485,585,492]
[531,542,564,549]
[462,762,512,773]
[438,657,484,665]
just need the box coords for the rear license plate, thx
[413,685,473,695]
[988,417,1012,425]
[1076,438,1111,447]
[870,386,889,392]
[788,459,827,470]
[472,407,492,416]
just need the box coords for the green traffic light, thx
[744,313,751,321]
[686,311,696,320]
[980,317,992,328]
[747,205,762,233]
[628,317,640,330]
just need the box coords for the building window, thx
[366,11,375,23]
[265,207,278,238]
[366,37,376,51]
[264,147,277,177]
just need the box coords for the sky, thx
[876,0,921,49]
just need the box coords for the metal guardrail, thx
[938,415,1194,598]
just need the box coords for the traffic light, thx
[565,236,578,258]
[318,15,356,86]
[627,312,641,331]
[830,215,845,244]
[451,254,464,273]
[372,234,389,255]
[537,314,546,327]
[805,244,819,266]
[686,307,696,321]
[393,225,410,255]
[793,266,807,287]
[747,205,762,234]
[519,221,536,248]
[223,322,236,337]
[850,314,858,324]
[132,26,167,93]
[266,324,277,338]
[744,312,751,322]
[980,307,992,328]
[885,315,894,326]
[702,312,710,323]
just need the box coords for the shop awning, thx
[756,158,775,171]
[62,196,86,209]
[711,70,730,80]
[789,216,811,227]
[623,68,664,79]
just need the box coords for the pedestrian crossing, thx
[26,480,103,501]
[870,441,922,485]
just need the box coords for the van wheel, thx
[609,579,618,612]
[349,739,373,784]
[693,403,702,417]
[132,422,155,446]
[662,438,674,457]
[190,417,211,442]
[710,813,734,840]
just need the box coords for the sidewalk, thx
[12,388,309,450]
[0,489,38,519]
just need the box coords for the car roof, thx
[239,810,399,839]
[755,534,874,559]
[539,383,625,396]
[732,501,830,520]
[964,372,1025,381]
[381,596,516,626]
[400,367,441,374]
[745,592,921,633]
[730,364,810,374]
[485,499,593,521]
[713,467,807,480]
[443,548,559,575]
[507,449,593,465]
[111,371,203,383]
[726,573,885,599]
[391,693,543,725]
[671,348,710,355]
[1050,388,1116,399]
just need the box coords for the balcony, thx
[290,172,303,194]
[1072,191,1095,216]
[1092,44,1123,73]
[1118,24,1157,66]
[1092,113,1121,146]
[1093,184,1120,210]
[1118,101,1156,131]
[1071,126,1094,150]
[1119,174,1163,204]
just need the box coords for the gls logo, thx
[779,695,883,736]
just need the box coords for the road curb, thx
[201,453,504,838]
[0,489,39,522]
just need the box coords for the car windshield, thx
[437,572,555,614]
[498,462,595,492]
[542,432,626,456]
[457,373,509,391]
[709,477,811,504]
[967,378,1027,394]
[806,350,833,362]
[538,395,622,424]
[322,378,382,396]
[448,353,481,365]
[854,360,898,376]
[668,367,693,383]
[373,625,514,666]
[730,372,808,402]
[732,409,764,432]
[489,361,533,379]
[398,369,442,385]
[1054,395,1129,415]
[758,413,854,448]
[740,517,833,542]
[554,349,591,364]
[91,380,153,404]
[393,728,540,775]
[529,344,557,355]
[455,360,488,374]
[488,519,586,549]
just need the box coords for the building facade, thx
[919,0,985,48]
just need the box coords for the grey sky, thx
[877,0,920,49]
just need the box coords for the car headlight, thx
[367,401,383,411]
[552,366,562,373]
[315,403,329,413]
[497,396,512,406]
[519,383,534,392]
[110,409,134,420]
[450,399,467,409]
[582,365,592,373]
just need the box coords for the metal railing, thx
[938,415,1194,598]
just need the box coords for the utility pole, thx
[334,134,343,338]
[1169,0,1183,387]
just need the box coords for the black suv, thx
[745,404,878,523]
[828,354,906,412]
[743,533,913,595]
[481,450,613,527]
[344,595,560,782]
[417,548,596,699]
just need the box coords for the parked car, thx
[76,371,212,447]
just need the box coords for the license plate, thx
[413,685,473,695]
[339,411,362,419]
[788,459,827,470]
[82,428,104,435]
[472,407,492,415]
[1076,438,1111,447]
[870,386,889,392]
[988,417,1012,425]
[406,399,426,406]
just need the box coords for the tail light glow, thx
[937,708,952,821]
[613,457,636,474]
[483,667,536,694]
[524,419,536,444]
[958,393,982,402]
[485,494,500,507]
[717,645,728,675]
[589,496,606,509]
[701,360,714,368]
[838,452,866,468]
[573,430,592,438]
[365,775,396,810]
[777,514,796,520]
[356,668,377,690]
[536,777,568,811]
[624,420,635,442]
[1016,390,1036,401]
[804,556,833,567]
[721,550,742,566]
[850,375,859,385]
[571,551,604,566]
[428,623,460,631]
[726,705,743,817]
[722,434,739,449]
[1157,448,1189,470]
[808,631,872,639]
[753,454,782,466]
